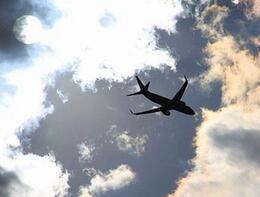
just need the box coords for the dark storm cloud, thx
[21,63,221,197]
[211,128,260,166]
[0,0,60,61]
[0,167,27,197]
[219,0,260,54]
[180,0,207,15]
[156,15,221,110]
[156,16,207,77]
[180,0,260,55]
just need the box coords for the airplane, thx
[127,75,195,116]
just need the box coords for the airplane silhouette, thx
[128,75,195,116]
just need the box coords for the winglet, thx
[129,109,135,115]
[184,75,188,82]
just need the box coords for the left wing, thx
[172,75,188,101]
[129,107,163,115]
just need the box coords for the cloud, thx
[232,0,260,18]
[107,125,148,156]
[39,0,184,87]
[0,62,69,197]
[169,107,260,197]
[0,57,71,196]
[0,0,184,195]
[0,0,184,145]
[0,167,29,197]
[0,0,183,146]
[116,131,148,156]
[56,89,68,103]
[196,4,229,38]
[250,36,260,46]
[79,164,136,197]
[77,142,95,163]
[212,127,260,165]
[23,70,199,196]
[167,3,260,196]
[201,35,260,105]
[83,168,100,178]
[0,153,69,197]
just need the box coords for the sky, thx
[0,0,259,197]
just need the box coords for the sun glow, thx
[13,15,43,44]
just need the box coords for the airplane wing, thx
[129,107,163,115]
[172,75,188,101]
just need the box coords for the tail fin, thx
[144,81,150,91]
[127,76,150,96]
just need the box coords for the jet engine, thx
[162,110,171,116]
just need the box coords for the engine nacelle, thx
[162,110,171,116]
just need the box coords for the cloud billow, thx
[0,167,28,197]
[169,1,260,196]
[79,164,136,197]
[211,127,260,166]
[0,0,185,196]
[115,131,148,157]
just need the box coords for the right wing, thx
[172,75,188,101]
[129,107,163,115]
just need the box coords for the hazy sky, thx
[0,0,259,197]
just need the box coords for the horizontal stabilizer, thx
[127,92,142,96]
[127,76,149,96]
[129,109,134,114]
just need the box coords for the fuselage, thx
[143,91,195,115]
[142,91,171,105]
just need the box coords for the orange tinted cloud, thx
[231,0,260,18]
[250,37,260,46]
[196,4,229,38]
[167,4,260,196]
[202,36,260,105]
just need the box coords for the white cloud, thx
[79,164,136,197]
[77,142,95,163]
[0,57,70,197]
[171,107,260,197]
[40,0,183,87]
[83,168,100,178]
[0,0,183,147]
[1,153,69,197]
[0,0,183,195]
[116,131,148,156]
[0,0,183,146]
[56,89,68,103]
